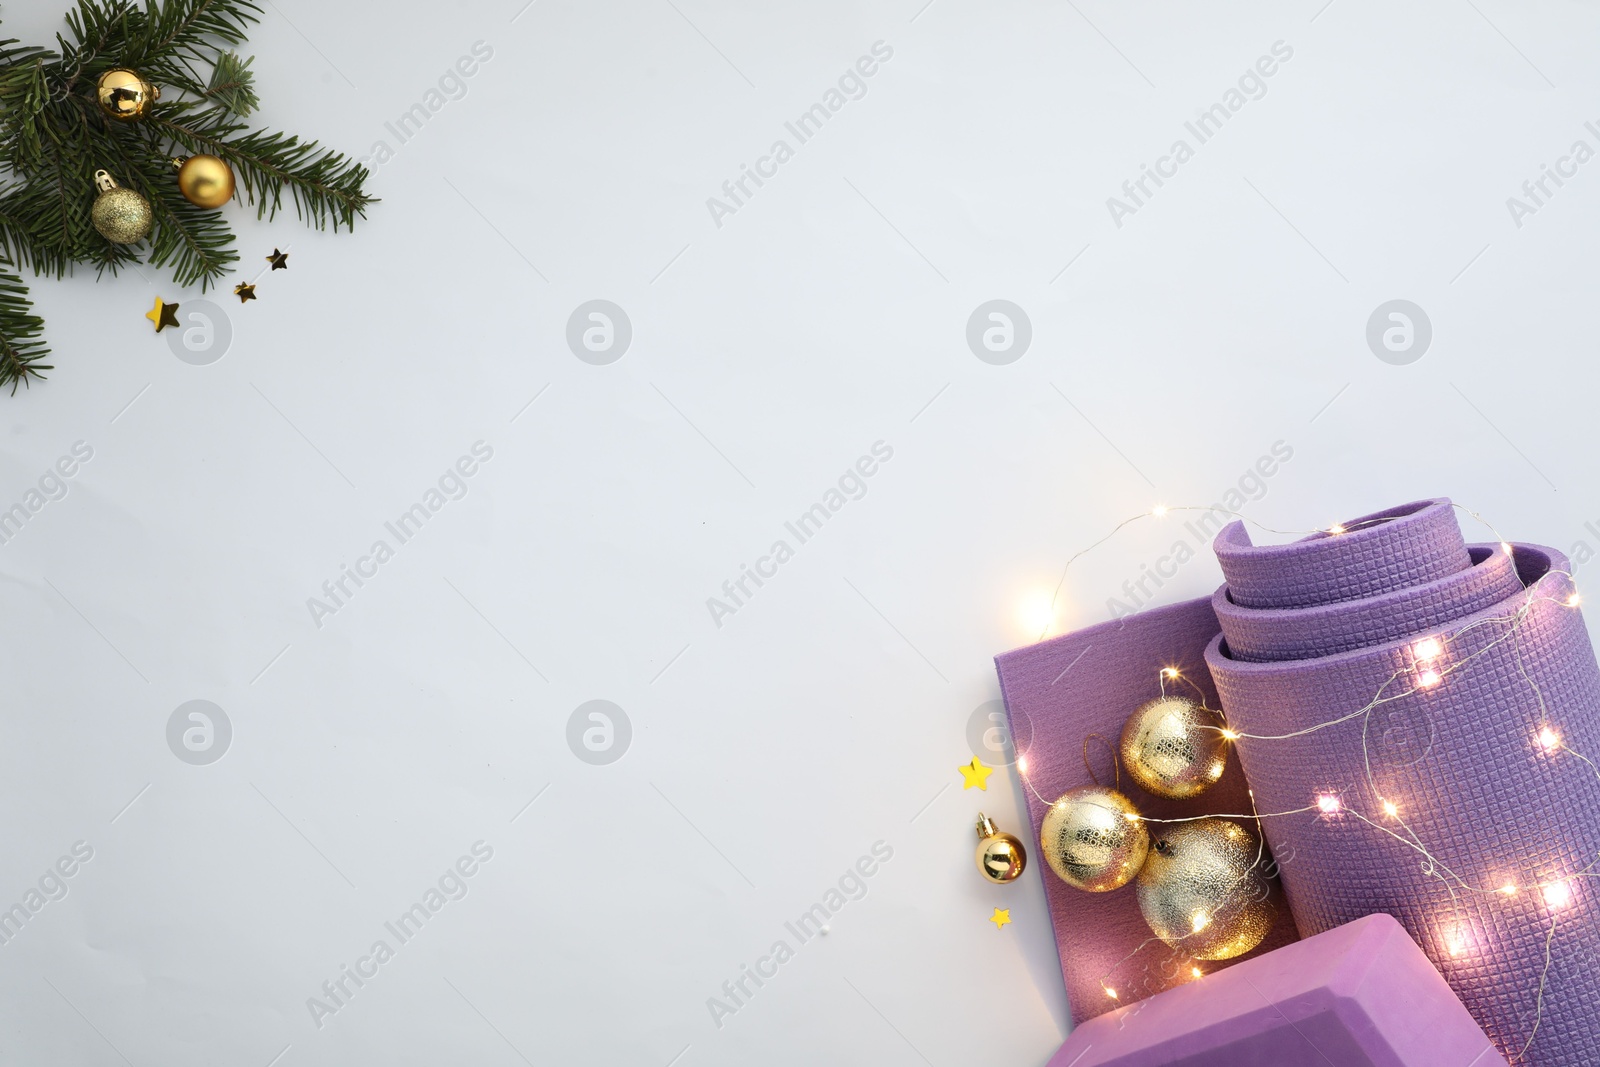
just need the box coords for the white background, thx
[4,1,1599,1064]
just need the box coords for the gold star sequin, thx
[233,282,257,303]
[145,297,180,332]
[265,248,288,270]
[990,908,1011,930]
[959,756,993,791]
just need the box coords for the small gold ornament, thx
[233,282,257,303]
[1120,695,1230,800]
[1039,786,1149,892]
[174,154,236,209]
[91,170,152,244]
[1136,817,1275,961]
[974,813,1027,885]
[266,248,289,270]
[96,68,160,121]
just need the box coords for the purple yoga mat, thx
[994,598,1301,1025]
[1205,499,1600,1065]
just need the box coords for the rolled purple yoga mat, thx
[1206,499,1600,1065]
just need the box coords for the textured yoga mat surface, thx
[993,599,1300,1025]
[996,498,1600,1061]
[1205,500,1600,1065]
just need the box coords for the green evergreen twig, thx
[0,0,373,393]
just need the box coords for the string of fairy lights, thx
[1017,503,1598,1060]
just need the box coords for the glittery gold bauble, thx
[1039,786,1149,892]
[1120,695,1229,800]
[174,155,235,209]
[974,813,1027,885]
[1136,818,1274,961]
[90,171,152,244]
[95,68,160,121]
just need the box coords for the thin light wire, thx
[1082,733,1120,791]
[1523,911,1561,1057]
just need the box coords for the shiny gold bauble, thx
[1039,786,1149,892]
[90,170,152,244]
[1136,817,1275,961]
[1120,695,1229,800]
[175,154,235,209]
[96,68,160,121]
[974,813,1027,885]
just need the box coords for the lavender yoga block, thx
[1205,499,1600,1065]
[1049,913,1507,1067]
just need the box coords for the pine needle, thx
[0,0,373,390]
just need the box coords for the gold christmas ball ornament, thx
[90,170,152,244]
[974,813,1027,885]
[174,155,235,209]
[1120,694,1230,800]
[1039,786,1149,892]
[1136,817,1275,961]
[95,68,160,121]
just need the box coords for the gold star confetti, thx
[145,296,180,332]
[990,908,1011,930]
[266,248,288,270]
[959,756,993,791]
[233,282,257,303]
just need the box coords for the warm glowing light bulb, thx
[1123,812,1141,822]
[1317,794,1341,815]
[1328,524,1346,535]
[1162,667,1180,679]
[1544,880,1572,909]
[1191,911,1211,933]
[1017,755,1029,775]
[1501,541,1514,557]
[1105,986,1119,1000]
[1446,926,1469,956]
[1418,668,1441,688]
[1500,883,1519,896]
[1538,727,1561,752]
[1568,593,1582,608]
[1221,728,1240,741]
[1191,967,1203,979]
[1413,637,1442,661]
[1382,800,1399,818]
[1019,590,1056,637]
[1152,505,1168,517]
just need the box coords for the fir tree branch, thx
[146,111,373,229]
[122,0,259,65]
[0,258,51,394]
[55,1,137,98]
[94,114,234,285]
[0,47,57,166]
[0,186,80,276]
[203,49,253,116]
[0,0,372,393]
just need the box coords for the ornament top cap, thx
[93,169,117,192]
[975,812,999,838]
[99,68,159,95]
